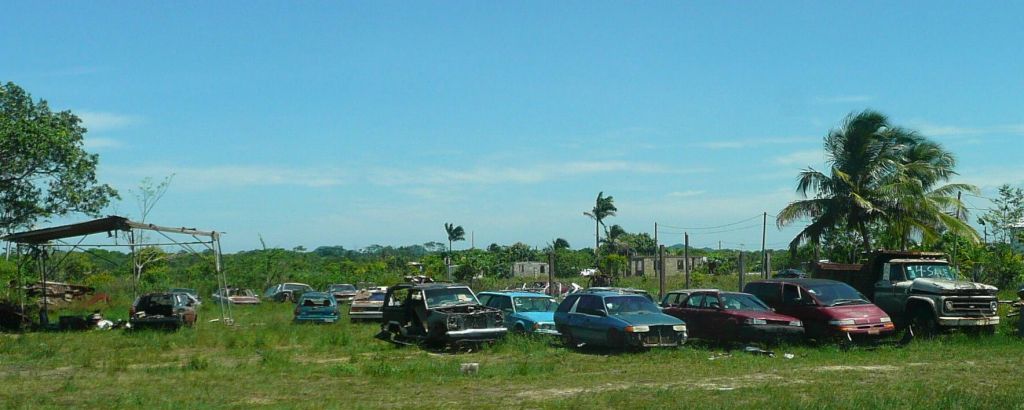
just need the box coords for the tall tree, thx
[583,191,617,263]
[0,82,119,233]
[444,222,465,280]
[777,110,977,253]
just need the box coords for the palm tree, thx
[444,223,465,280]
[583,191,617,262]
[777,110,978,253]
[551,238,571,251]
[600,224,629,255]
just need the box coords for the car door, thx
[572,295,606,343]
[873,263,905,319]
[679,293,707,339]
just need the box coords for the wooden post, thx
[761,212,768,278]
[547,252,555,290]
[738,252,745,291]
[658,245,666,301]
[765,253,772,279]
[684,233,690,289]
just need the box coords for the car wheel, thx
[560,328,577,348]
[607,329,625,348]
[910,307,939,338]
[513,324,526,333]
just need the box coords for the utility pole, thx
[953,191,962,270]
[761,212,768,279]
[658,245,666,301]
[547,252,555,289]
[738,251,745,292]
[684,232,690,289]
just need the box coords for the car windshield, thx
[720,293,771,311]
[605,296,662,315]
[424,287,479,308]
[300,296,334,307]
[514,296,558,312]
[284,284,312,292]
[368,292,386,302]
[904,264,957,281]
[330,284,356,291]
[804,283,870,306]
[230,289,254,297]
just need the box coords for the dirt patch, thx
[517,373,792,400]
[815,365,899,372]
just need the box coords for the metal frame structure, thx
[2,216,232,327]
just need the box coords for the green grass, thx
[1,292,1023,409]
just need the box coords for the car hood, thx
[514,312,555,323]
[615,312,685,326]
[910,278,997,295]
[822,304,889,322]
[727,310,800,322]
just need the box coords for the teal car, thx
[477,291,561,336]
[293,292,340,324]
[554,290,687,348]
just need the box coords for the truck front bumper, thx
[937,316,999,327]
[446,327,508,342]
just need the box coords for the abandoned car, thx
[477,291,560,336]
[327,283,359,303]
[129,292,198,330]
[169,287,202,305]
[349,286,388,322]
[264,282,315,302]
[663,290,804,344]
[376,283,507,346]
[581,287,655,302]
[555,290,687,349]
[211,287,261,305]
[293,292,340,324]
[744,279,895,341]
[660,289,718,309]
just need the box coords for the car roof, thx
[750,278,842,286]
[584,287,650,294]
[396,282,472,291]
[479,291,550,298]
[298,291,333,298]
[665,288,718,294]
[579,290,653,298]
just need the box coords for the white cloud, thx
[370,161,710,186]
[77,111,141,132]
[908,121,1024,138]
[773,149,825,166]
[814,95,874,104]
[694,137,816,150]
[83,137,122,150]
[106,164,347,190]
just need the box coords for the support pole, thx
[547,252,555,293]
[684,233,690,289]
[38,246,48,327]
[658,245,666,301]
[952,191,962,270]
[738,252,745,292]
[761,212,768,279]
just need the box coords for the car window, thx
[557,295,580,313]
[685,294,705,308]
[706,294,721,309]
[605,296,661,314]
[576,295,605,316]
[368,292,386,302]
[493,296,513,313]
[514,296,558,312]
[721,293,770,311]
[782,284,801,305]
[477,294,493,307]
[386,288,409,307]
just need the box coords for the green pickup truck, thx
[814,251,999,335]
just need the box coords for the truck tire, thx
[910,307,939,337]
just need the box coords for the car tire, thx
[910,307,939,338]
[608,329,625,348]
[513,324,526,333]
[560,328,577,348]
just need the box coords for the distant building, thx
[1011,219,1024,252]
[628,255,707,277]
[512,261,550,277]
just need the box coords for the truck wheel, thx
[910,307,938,337]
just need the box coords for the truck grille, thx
[944,297,996,316]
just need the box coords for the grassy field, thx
[2,289,1024,410]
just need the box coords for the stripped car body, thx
[211,287,261,305]
[129,292,197,330]
[327,284,359,304]
[349,286,388,321]
[293,292,340,324]
[376,283,506,346]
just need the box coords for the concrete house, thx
[628,255,707,277]
[511,261,550,277]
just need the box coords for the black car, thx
[376,283,506,347]
[773,269,808,279]
[263,282,315,302]
[129,292,198,330]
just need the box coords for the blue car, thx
[554,290,687,348]
[477,291,561,336]
[293,292,340,324]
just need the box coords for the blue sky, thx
[3,2,1022,252]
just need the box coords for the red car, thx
[663,290,804,344]
[744,279,895,341]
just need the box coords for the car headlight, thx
[944,300,954,312]
[991,301,999,312]
[880,317,892,323]
[828,319,856,326]
[744,318,767,325]
[625,325,650,333]
[672,324,687,332]
[789,321,802,327]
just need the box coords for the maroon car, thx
[663,290,804,344]
[743,279,895,341]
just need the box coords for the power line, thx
[658,214,763,231]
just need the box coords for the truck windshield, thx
[424,287,479,308]
[804,283,870,307]
[514,296,558,312]
[904,264,957,281]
